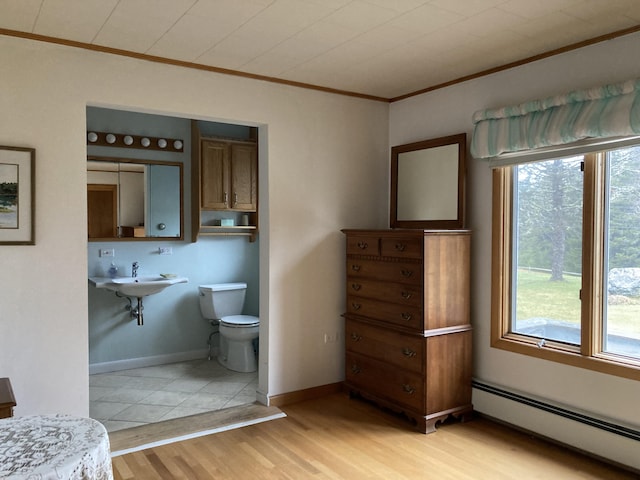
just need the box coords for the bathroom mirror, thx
[87,156,183,241]
[390,133,466,229]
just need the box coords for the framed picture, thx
[0,146,35,245]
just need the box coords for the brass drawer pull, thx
[395,243,406,252]
[402,384,415,395]
[401,269,413,278]
[351,303,361,311]
[401,312,412,321]
[351,333,362,342]
[351,264,361,272]
[351,365,361,374]
[402,347,416,357]
[351,283,362,291]
[357,241,368,250]
[401,291,412,299]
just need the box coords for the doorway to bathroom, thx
[86,106,263,433]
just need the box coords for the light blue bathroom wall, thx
[87,107,259,368]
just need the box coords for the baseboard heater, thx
[472,380,640,442]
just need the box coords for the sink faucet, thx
[132,262,139,278]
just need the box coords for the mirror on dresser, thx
[390,133,466,229]
[87,156,183,241]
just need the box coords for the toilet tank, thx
[198,282,247,320]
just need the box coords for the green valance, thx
[471,78,640,161]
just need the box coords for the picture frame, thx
[0,146,35,245]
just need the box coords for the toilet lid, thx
[220,315,260,327]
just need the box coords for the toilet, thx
[198,282,259,373]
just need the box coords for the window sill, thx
[492,335,640,381]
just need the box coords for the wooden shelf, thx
[200,225,257,230]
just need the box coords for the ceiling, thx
[2,0,640,101]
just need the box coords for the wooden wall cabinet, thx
[342,229,472,433]
[191,121,258,241]
[201,140,257,211]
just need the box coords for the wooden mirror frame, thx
[87,156,184,241]
[390,133,466,230]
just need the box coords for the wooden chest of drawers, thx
[342,229,472,433]
[0,378,16,419]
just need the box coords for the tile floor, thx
[89,358,257,432]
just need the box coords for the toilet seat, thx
[220,314,259,328]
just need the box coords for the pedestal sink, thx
[88,275,188,325]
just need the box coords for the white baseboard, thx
[472,380,640,472]
[89,349,211,375]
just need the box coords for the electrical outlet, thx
[99,249,114,257]
[324,332,339,343]
[158,247,173,255]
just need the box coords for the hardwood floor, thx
[112,392,636,479]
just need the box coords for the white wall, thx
[390,32,640,469]
[0,35,389,416]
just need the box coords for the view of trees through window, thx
[512,147,640,359]
[605,146,640,357]
[513,156,583,345]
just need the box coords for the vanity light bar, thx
[87,131,184,152]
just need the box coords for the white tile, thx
[199,381,247,396]
[92,0,192,52]
[113,404,174,423]
[179,393,233,410]
[101,419,147,432]
[159,406,211,421]
[0,0,42,31]
[99,388,153,404]
[142,390,193,406]
[430,0,505,17]
[123,376,174,390]
[163,378,211,393]
[89,374,132,388]
[34,0,118,42]
[90,401,132,421]
[389,3,464,35]
[89,360,258,432]
[89,386,115,401]
[324,0,397,31]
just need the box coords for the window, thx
[492,144,640,380]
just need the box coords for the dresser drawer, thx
[346,352,424,412]
[346,278,421,307]
[346,235,380,256]
[346,258,422,285]
[345,319,424,373]
[380,236,423,259]
[346,296,423,330]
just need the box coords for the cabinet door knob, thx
[402,347,416,357]
[223,192,228,205]
[351,264,361,272]
[401,312,412,321]
[402,384,415,395]
[401,269,413,278]
[351,333,362,342]
[351,283,361,291]
[395,243,406,252]
[401,291,412,299]
[351,365,361,374]
[357,241,368,250]
[234,192,238,206]
[351,303,361,311]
